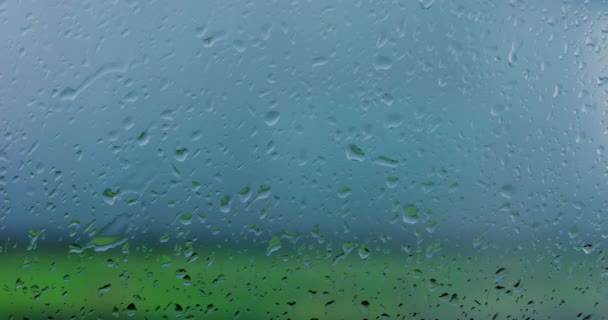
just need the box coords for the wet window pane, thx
[1,0,606,318]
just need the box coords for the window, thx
[1,0,605,318]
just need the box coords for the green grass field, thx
[1,245,606,319]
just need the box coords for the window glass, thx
[1,0,606,318]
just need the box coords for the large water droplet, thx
[87,236,128,252]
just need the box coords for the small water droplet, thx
[136,131,149,146]
[508,42,517,66]
[122,116,134,130]
[337,186,352,199]
[102,188,119,205]
[491,104,507,117]
[178,213,193,225]
[358,246,370,259]
[219,195,231,213]
[233,39,246,53]
[499,184,515,199]
[238,186,252,203]
[419,0,434,9]
[266,236,282,256]
[582,243,595,254]
[98,284,112,294]
[403,205,419,224]
[195,24,208,38]
[386,176,398,189]
[345,144,365,162]
[380,93,394,106]
[384,113,403,129]
[312,56,328,68]
[572,200,585,211]
[202,31,226,48]
[174,148,189,162]
[597,76,608,87]
[373,55,392,70]
[374,156,400,168]
[264,110,281,126]
[123,90,138,103]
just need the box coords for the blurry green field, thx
[1,245,606,319]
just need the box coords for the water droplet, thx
[572,200,585,211]
[85,214,131,252]
[87,236,128,252]
[238,186,252,203]
[134,131,149,146]
[374,155,400,168]
[160,109,175,121]
[568,225,578,239]
[380,93,394,106]
[195,24,208,38]
[419,0,434,9]
[233,39,246,53]
[266,236,282,256]
[386,176,399,189]
[197,212,207,224]
[491,104,507,117]
[493,268,507,284]
[202,31,226,48]
[220,195,231,213]
[98,284,112,294]
[126,303,137,316]
[345,144,365,162]
[597,145,605,155]
[499,184,515,199]
[102,188,119,205]
[358,246,370,259]
[582,243,595,254]
[264,110,281,126]
[159,233,170,243]
[384,113,403,129]
[179,213,193,225]
[403,205,419,224]
[123,90,138,103]
[508,42,517,66]
[312,56,328,68]
[174,148,189,162]
[337,186,352,199]
[373,55,392,70]
[122,116,134,130]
